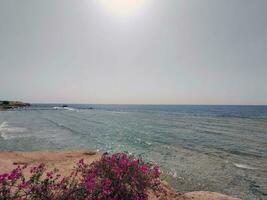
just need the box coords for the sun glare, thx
[98,0,149,17]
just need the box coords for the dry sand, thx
[0,150,240,200]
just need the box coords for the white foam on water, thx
[233,163,257,170]
[53,107,76,111]
[53,107,61,109]
[0,121,8,129]
[63,107,76,111]
[166,169,177,178]
[145,141,152,146]
[0,121,8,139]
[0,121,27,140]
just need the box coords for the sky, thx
[0,0,266,105]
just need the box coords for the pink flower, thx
[0,152,161,200]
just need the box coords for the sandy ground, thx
[0,150,240,200]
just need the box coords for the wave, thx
[233,163,257,170]
[42,118,80,135]
[0,121,8,129]
[165,169,177,178]
[64,107,76,111]
[134,137,153,147]
[0,121,27,140]
[53,107,77,111]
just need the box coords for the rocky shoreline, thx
[0,101,30,110]
[0,150,240,200]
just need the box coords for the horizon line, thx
[29,102,267,106]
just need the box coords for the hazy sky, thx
[0,0,266,104]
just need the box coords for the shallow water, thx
[0,104,267,199]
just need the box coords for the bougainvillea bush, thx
[0,153,161,200]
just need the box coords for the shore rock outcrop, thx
[0,101,30,110]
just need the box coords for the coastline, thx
[0,150,240,200]
[0,101,30,111]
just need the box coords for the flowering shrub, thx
[0,153,161,200]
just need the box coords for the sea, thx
[0,104,266,200]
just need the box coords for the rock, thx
[83,151,97,156]
[0,101,30,110]
[13,161,28,165]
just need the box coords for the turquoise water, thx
[0,105,267,199]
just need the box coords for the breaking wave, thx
[53,107,77,111]
[233,163,257,170]
[0,121,27,140]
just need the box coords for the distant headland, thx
[0,100,30,110]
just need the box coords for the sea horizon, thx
[25,102,267,106]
